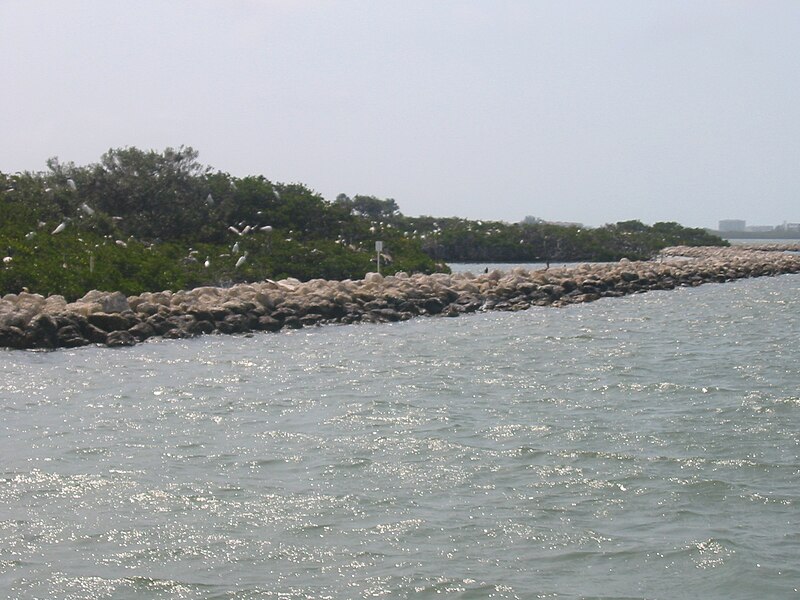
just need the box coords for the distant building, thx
[718,219,746,232]
[745,225,775,233]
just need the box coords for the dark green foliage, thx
[0,148,726,300]
[0,148,441,299]
[398,217,727,263]
[335,194,400,221]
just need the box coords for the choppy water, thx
[2,274,799,599]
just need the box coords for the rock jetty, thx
[1,245,799,350]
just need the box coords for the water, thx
[448,262,578,273]
[2,275,799,599]
[726,238,800,245]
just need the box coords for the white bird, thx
[115,240,128,248]
[241,225,252,235]
[204,256,210,268]
[79,202,94,216]
[235,252,247,268]
[2,256,12,265]
[52,222,67,234]
[232,241,240,254]
[228,225,241,236]
[260,225,273,233]
[206,193,214,205]
[66,179,77,192]
[25,231,35,240]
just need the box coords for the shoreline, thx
[2,245,799,350]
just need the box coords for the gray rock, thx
[87,312,133,332]
[128,321,156,341]
[256,316,282,332]
[106,330,136,347]
[57,325,89,348]
[0,326,27,349]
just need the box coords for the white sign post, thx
[375,241,383,275]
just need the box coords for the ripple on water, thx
[1,275,799,598]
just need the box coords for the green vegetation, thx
[332,197,726,264]
[0,147,727,300]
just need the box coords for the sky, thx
[2,1,799,229]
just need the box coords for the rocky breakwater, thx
[2,245,799,350]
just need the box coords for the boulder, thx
[0,325,27,349]
[106,330,136,347]
[87,312,134,332]
[57,325,89,348]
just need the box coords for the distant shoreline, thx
[2,245,799,351]
[716,232,800,240]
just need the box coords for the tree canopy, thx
[0,147,727,300]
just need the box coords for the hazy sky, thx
[2,1,799,228]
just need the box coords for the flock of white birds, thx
[2,179,276,272]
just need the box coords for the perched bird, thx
[2,256,12,265]
[52,221,67,234]
[232,241,240,254]
[204,256,210,268]
[115,240,128,248]
[66,179,77,192]
[206,193,214,205]
[260,225,273,233]
[235,252,248,268]
[79,202,95,216]
[228,225,241,236]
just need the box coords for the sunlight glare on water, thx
[1,275,799,599]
